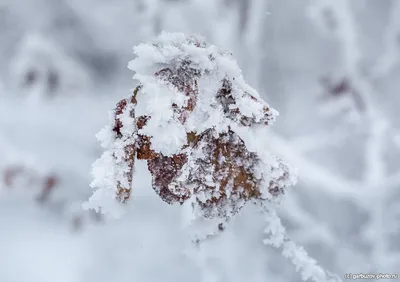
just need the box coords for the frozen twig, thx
[261,203,342,282]
[308,0,400,269]
[370,1,400,80]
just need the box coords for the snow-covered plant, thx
[1,164,58,203]
[9,33,91,99]
[85,32,293,218]
[0,162,103,232]
[85,32,340,281]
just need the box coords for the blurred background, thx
[1,0,400,281]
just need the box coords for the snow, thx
[1,1,399,281]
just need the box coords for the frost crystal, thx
[85,32,296,220]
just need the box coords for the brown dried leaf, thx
[110,58,288,220]
[216,79,273,126]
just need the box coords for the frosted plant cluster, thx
[85,32,295,219]
[85,32,340,282]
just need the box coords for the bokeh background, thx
[1,0,400,281]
